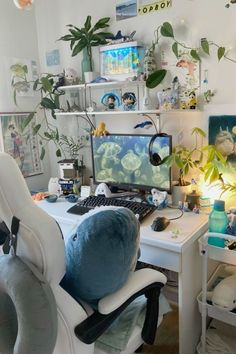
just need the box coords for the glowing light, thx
[13,0,34,10]
[200,181,224,205]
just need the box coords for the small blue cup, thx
[65,194,78,203]
[44,194,58,203]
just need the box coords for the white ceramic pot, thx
[84,71,97,83]
[171,182,191,206]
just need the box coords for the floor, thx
[142,304,179,354]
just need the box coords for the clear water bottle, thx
[208,200,228,247]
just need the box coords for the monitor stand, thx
[95,183,138,198]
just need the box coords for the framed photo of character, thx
[209,115,236,170]
[0,112,43,177]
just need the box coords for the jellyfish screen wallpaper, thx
[91,134,172,192]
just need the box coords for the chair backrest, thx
[0,153,65,284]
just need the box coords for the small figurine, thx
[170,76,180,108]
[93,122,109,137]
[106,30,136,45]
[52,73,65,93]
[203,89,215,103]
[122,92,136,111]
[64,68,80,85]
[101,92,121,110]
[134,120,153,129]
[186,91,197,109]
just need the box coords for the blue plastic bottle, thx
[208,200,228,247]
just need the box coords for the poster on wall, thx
[116,0,138,21]
[46,49,60,67]
[138,0,172,16]
[160,50,200,109]
[0,112,43,177]
[5,57,38,97]
[209,115,236,170]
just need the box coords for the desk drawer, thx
[140,243,181,272]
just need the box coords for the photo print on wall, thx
[0,112,43,177]
[6,57,38,97]
[116,0,137,21]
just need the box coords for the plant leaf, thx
[175,155,184,169]
[41,77,53,92]
[218,47,225,61]
[146,69,167,89]
[160,22,174,38]
[22,112,35,130]
[172,42,179,58]
[190,49,201,61]
[56,149,62,157]
[40,147,45,160]
[33,124,41,135]
[58,34,74,41]
[72,39,87,56]
[201,39,210,55]
[41,97,57,110]
[191,127,206,137]
[84,16,91,31]
[93,17,110,31]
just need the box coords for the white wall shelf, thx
[55,109,160,117]
[59,80,145,91]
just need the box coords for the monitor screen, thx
[91,134,172,192]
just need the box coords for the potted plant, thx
[59,16,113,82]
[163,128,227,205]
[10,64,92,160]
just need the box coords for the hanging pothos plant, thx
[146,22,236,89]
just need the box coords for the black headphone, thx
[149,133,169,166]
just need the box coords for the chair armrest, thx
[74,268,167,345]
[98,268,167,314]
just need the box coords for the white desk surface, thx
[36,198,208,254]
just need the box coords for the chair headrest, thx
[0,153,65,284]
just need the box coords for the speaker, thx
[149,133,168,166]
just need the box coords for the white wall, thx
[0,0,51,191]
[33,0,236,179]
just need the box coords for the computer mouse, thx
[151,217,170,232]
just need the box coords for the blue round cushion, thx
[62,207,140,308]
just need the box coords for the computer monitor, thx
[91,133,172,193]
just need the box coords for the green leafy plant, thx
[146,22,236,89]
[10,64,91,160]
[163,127,227,186]
[59,16,113,72]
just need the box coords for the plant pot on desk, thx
[171,182,191,206]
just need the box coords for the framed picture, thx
[209,115,236,170]
[0,112,43,177]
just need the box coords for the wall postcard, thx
[0,112,43,178]
[116,0,137,21]
[6,57,38,97]
[138,0,172,16]
[46,49,60,67]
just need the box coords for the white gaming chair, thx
[0,152,167,354]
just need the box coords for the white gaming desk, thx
[36,198,213,354]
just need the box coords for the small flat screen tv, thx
[91,134,172,193]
